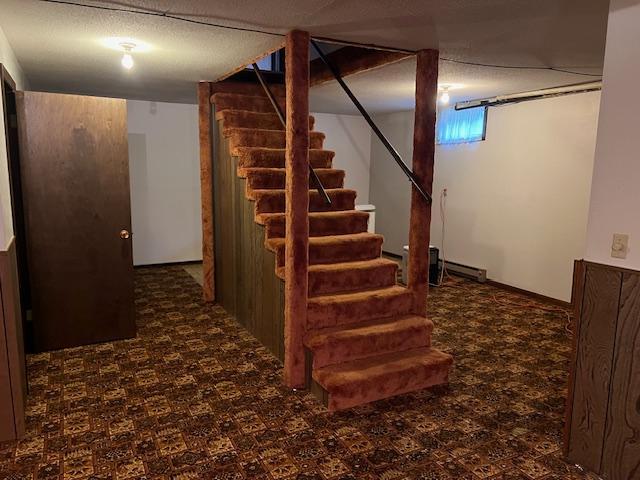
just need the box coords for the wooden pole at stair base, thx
[198,81,215,302]
[408,49,439,316]
[284,30,310,388]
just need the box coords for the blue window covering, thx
[436,107,487,145]
[247,55,273,71]
[254,55,273,71]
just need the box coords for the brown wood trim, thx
[0,64,17,90]
[0,237,26,441]
[215,41,286,83]
[283,30,310,388]
[485,279,572,308]
[198,82,215,302]
[564,259,586,455]
[309,46,411,87]
[133,260,203,268]
[210,81,285,98]
[311,36,415,55]
[407,49,438,316]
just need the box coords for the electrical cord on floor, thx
[429,188,448,287]
[437,275,574,338]
[426,186,573,338]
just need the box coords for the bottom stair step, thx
[312,347,453,411]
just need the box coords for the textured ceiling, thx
[309,55,604,115]
[0,0,609,110]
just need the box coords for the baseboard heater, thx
[442,260,487,283]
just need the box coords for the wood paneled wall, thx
[212,114,285,361]
[0,238,26,441]
[566,260,640,479]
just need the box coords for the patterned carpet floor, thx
[0,265,590,480]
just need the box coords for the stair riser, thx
[308,291,414,329]
[265,214,369,239]
[273,238,383,268]
[254,192,356,214]
[309,324,432,369]
[308,263,397,296]
[245,171,344,191]
[323,357,452,411]
[213,95,285,113]
[229,131,324,151]
[218,112,315,130]
[237,150,334,169]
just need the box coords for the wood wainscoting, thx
[0,238,26,441]
[565,260,640,479]
[212,110,285,362]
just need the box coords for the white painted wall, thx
[369,111,414,252]
[313,113,371,204]
[0,26,27,250]
[585,0,640,270]
[127,100,202,265]
[370,92,600,301]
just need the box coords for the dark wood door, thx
[16,92,135,351]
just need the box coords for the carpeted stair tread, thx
[313,347,453,411]
[258,210,370,238]
[267,232,383,268]
[252,188,356,214]
[275,258,398,295]
[242,168,345,192]
[227,128,325,151]
[216,109,315,130]
[234,147,335,169]
[305,315,433,369]
[307,285,414,329]
[211,92,285,114]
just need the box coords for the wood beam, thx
[283,30,310,388]
[209,80,286,98]
[197,81,215,302]
[310,46,411,87]
[407,49,439,315]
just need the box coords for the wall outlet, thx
[611,233,629,259]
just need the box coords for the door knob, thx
[120,229,131,239]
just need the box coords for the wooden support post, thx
[198,81,215,302]
[284,30,310,388]
[408,49,439,316]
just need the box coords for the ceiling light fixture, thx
[440,86,450,105]
[120,42,135,70]
[101,37,152,53]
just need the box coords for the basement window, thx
[246,51,284,73]
[436,107,487,145]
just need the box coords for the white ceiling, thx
[309,55,604,114]
[0,0,610,112]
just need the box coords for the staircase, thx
[211,88,453,411]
